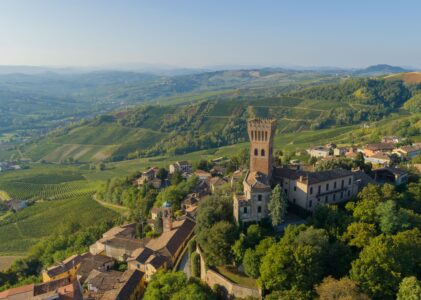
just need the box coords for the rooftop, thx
[273,167,353,185]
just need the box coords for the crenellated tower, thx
[247,118,277,178]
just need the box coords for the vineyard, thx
[0,165,118,255]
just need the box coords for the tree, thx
[259,226,329,292]
[310,205,350,238]
[232,234,247,265]
[268,184,287,227]
[242,237,275,279]
[397,277,421,300]
[171,170,183,185]
[242,248,260,278]
[342,222,377,248]
[350,229,421,299]
[265,288,311,300]
[190,252,200,278]
[245,224,262,247]
[315,276,369,300]
[143,271,215,300]
[196,221,237,266]
[376,200,410,234]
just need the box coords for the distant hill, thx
[353,64,409,76]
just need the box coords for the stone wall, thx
[197,247,261,300]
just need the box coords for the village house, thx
[169,161,192,174]
[127,217,195,282]
[363,143,394,157]
[0,277,83,300]
[382,135,401,144]
[42,253,87,282]
[76,253,115,284]
[393,143,421,159]
[181,193,200,211]
[209,176,228,193]
[307,146,331,158]
[333,147,347,156]
[134,167,159,186]
[84,269,145,300]
[372,167,408,185]
[194,169,212,181]
[364,152,391,166]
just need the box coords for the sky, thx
[1,0,421,69]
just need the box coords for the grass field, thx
[216,266,258,288]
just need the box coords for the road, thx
[177,248,190,277]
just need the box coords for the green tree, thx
[397,276,421,300]
[350,229,421,299]
[342,222,377,248]
[197,221,237,266]
[232,234,247,265]
[154,211,163,235]
[143,271,215,300]
[376,200,410,234]
[259,226,329,292]
[242,248,260,278]
[245,224,263,247]
[268,184,287,227]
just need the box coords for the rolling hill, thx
[14,76,420,163]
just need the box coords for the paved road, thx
[177,249,190,277]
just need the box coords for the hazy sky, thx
[1,0,421,68]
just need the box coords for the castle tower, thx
[248,118,277,178]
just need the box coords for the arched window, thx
[261,149,265,156]
[265,131,268,141]
[254,148,258,156]
[258,131,261,141]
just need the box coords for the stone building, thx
[234,118,361,224]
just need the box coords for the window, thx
[251,131,254,140]
[284,189,288,195]
[258,131,261,140]
[348,178,352,185]
[310,187,313,194]
[341,180,344,188]
[309,200,312,208]
[348,190,351,197]
[254,148,258,156]
[325,196,328,203]
[341,191,344,199]
[265,131,268,141]
[243,207,248,214]
[258,194,262,201]
[258,206,262,213]
[293,186,297,191]
[261,149,265,156]
[334,181,337,189]
[318,185,321,194]
[326,183,329,191]
[333,193,336,201]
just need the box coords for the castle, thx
[233,118,358,224]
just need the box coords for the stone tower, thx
[247,118,277,178]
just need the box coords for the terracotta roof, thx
[194,170,211,177]
[146,218,195,258]
[103,223,136,239]
[85,270,122,292]
[365,143,394,151]
[102,237,146,252]
[77,253,114,283]
[210,176,227,186]
[45,254,85,277]
[245,171,270,190]
[101,270,144,300]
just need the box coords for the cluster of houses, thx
[0,162,21,172]
[307,136,421,167]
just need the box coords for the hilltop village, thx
[1,118,420,300]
